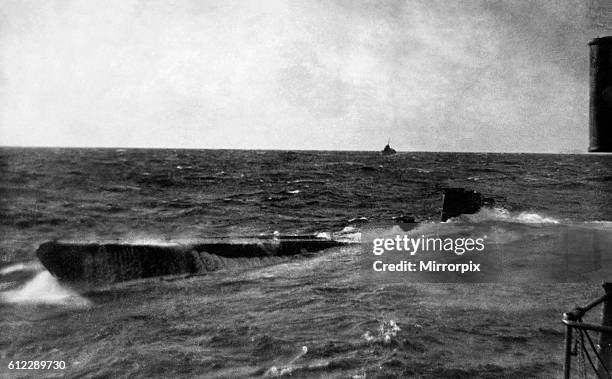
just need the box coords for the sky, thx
[0,0,609,152]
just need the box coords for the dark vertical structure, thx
[589,36,612,152]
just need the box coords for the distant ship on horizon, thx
[381,140,396,155]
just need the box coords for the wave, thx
[448,207,561,224]
[191,251,304,273]
[0,269,90,307]
[264,346,309,377]
[0,260,43,275]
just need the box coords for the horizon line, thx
[0,145,593,155]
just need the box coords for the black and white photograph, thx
[1,0,612,377]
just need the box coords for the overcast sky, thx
[0,0,609,152]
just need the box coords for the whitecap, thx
[0,271,90,307]
[454,207,560,224]
[0,261,43,276]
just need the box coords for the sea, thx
[1,147,611,378]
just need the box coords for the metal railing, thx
[563,282,612,378]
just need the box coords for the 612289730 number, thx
[8,361,66,370]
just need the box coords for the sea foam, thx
[0,266,90,307]
[453,207,560,224]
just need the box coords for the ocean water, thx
[1,148,612,377]
[1,148,610,262]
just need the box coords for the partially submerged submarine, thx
[37,236,345,285]
[36,188,492,285]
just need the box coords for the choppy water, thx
[1,148,611,377]
[1,148,610,262]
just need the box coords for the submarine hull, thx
[36,237,346,285]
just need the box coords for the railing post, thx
[597,282,612,377]
[564,314,573,379]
